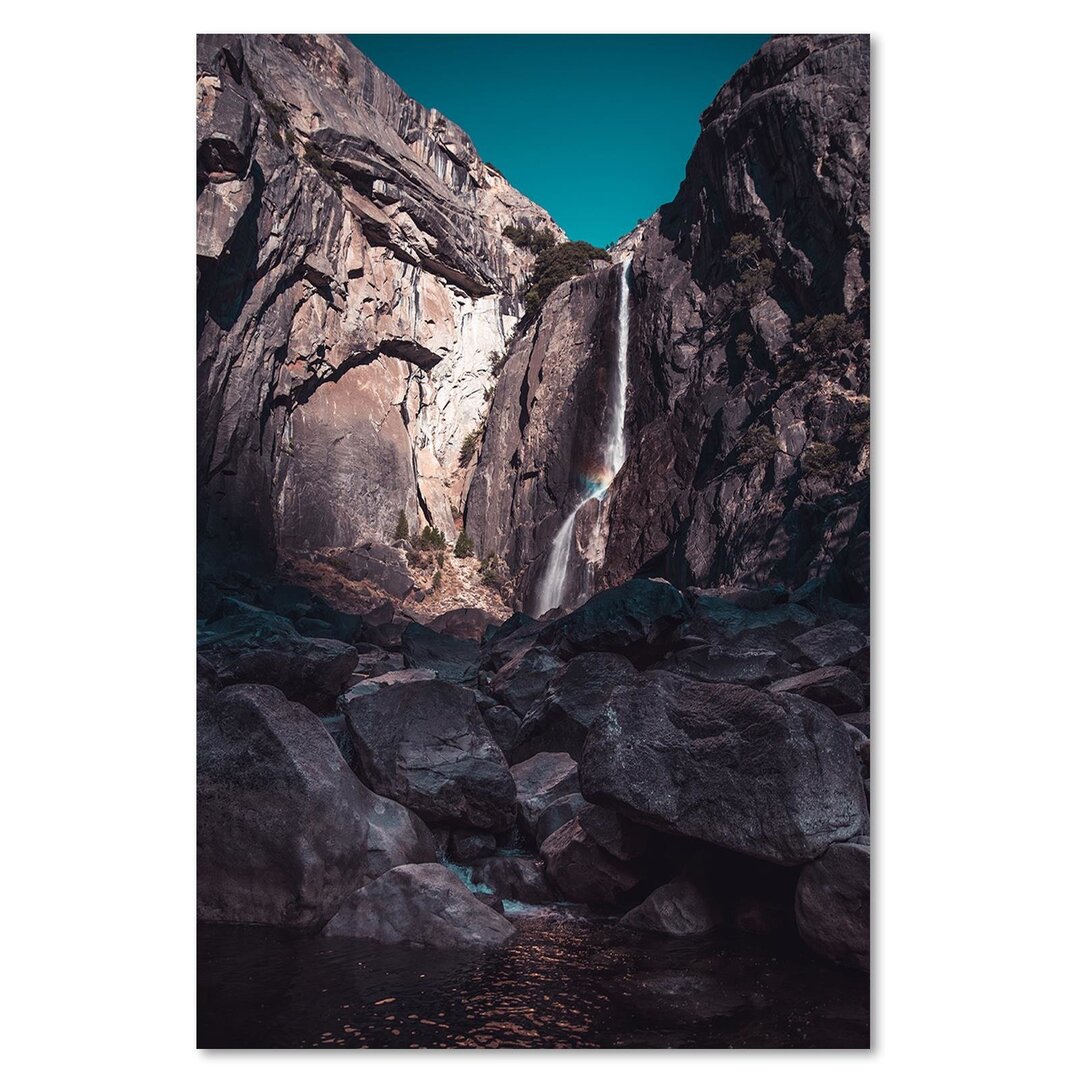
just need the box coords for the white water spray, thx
[532,258,632,615]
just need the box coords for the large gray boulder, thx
[197,684,433,930]
[788,620,869,670]
[654,642,797,688]
[540,819,642,908]
[470,856,554,904]
[580,669,868,865]
[795,841,870,971]
[323,863,516,948]
[620,877,724,937]
[344,678,516,831]
[769,666,866,714]
[197,599,358,711]
[515,652,636,762]
[401,622,480,685]
[488,644,564,718]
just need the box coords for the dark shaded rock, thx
[770,666,866,714]
[841,722,871,778]
[620,877,724,936]
[686,597,817,652]
[448,829,497,862]
[789,621,869,670]
[198,684,433,930]
[323,863,516,948]
[197,599,358,711]
[401,621,479,685]
[731,892,794,938]
[693,584,788,611]
[334,542,415,599]
[344,679,516,831]
[656,643,797,688]
[428,606,499,642]
[535,793,587,846]
[845,711,870,736]
[578,804,648,861]
[580,670,868,865]
[480,704,523,758]
[515,652,637,762]
[349,643,404,679]
[479,613,543,671]
[510,752,581,843]
[795,842,870,971]
[338,667,437,708]
[489,645,564,718]
[471,856,554,904]
[540,820,643,908]
[538,578,691,664]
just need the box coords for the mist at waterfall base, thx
[198,913,869,1048]
[532,259,632,616]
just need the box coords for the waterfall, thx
[531,258,631,615]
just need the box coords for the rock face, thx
[795,841,870,970]
[467,35,869,614]
[579,669,868,865]
[344,678,516,831]
[197,34,564,570]
[323,863,516,948]
[620,877,725,937]
[197,684,433,929]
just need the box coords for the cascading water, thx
[532,258,632,615]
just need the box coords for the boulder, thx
[685,596,817,652]
[349,644,404,679]
[489,645,564,718]
[535,793,587,846]
[479,612,543,671]
[656,643,798,688]
[578,804,648,861]
[323,863,516,948]
[580,670,868,865]
[537,578,691,664]
[693,584,788,611]
[540,819,643,907]
[620,877,724,936]
[769,666,866,714]
[515,652,637,762]
[339,667,437,707]
[510,752,581,843]
[614,973,748,1024]
[480,704,523,758]
[471,856,554,904]
[197,599,358,711]
[344,679,516,831]
[401,621,480,685]
[795,842,870,971]
[428,606,499,642]
[197,684,433,930]
[448,829,497,862]
[788,621,869,670]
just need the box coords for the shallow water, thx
[197,909,868,1048]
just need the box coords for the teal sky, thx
[348,34,771,248]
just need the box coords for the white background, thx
[3,0,1077,1075]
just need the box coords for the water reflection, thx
[198,909,868,1048]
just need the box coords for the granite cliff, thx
[467,34,869,614]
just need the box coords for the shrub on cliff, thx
[794,313,863,357]
[802,442,844,479]
[454,532,475,558]
[393,510,410,542]
[524,241,611,316]
[503,223,556,254]
[459,426,483,467]
[415,525,447,551]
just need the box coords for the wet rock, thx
[788,621,869,670]
[323,863,516,948]
[515,652,636,762]
[401,621,480,685]
[510,752,581,843]
[471,855,554,904]
[620,877,724,936]
[197,599,358,711]
[580,670,868,865]
[770,666,866,714]
[540,819,643,908]
[795,842,870,971]
[197,684,433,930]
[656,643,797,688]
[616,973,749,1024]
[489,645,564,718]
[448,829,497,862]
[344,679,516,831]
[538,578,691,664]
[428,607,499,642]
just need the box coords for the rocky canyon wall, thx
[197,34,563,569]
[466,34,870,612]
